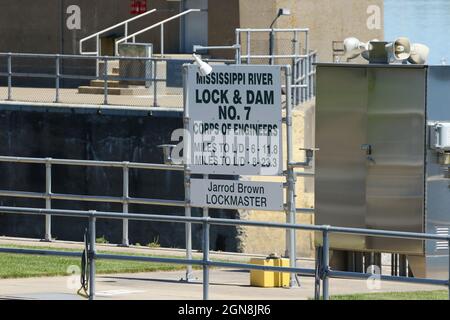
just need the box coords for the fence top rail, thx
[0,52,232,65]
[236,28,309,33]
[0,206,448,242]
[0,52,172,61]
[0,156,184,171]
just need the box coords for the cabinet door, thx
[365,67,426,254]
[315,66,368,250]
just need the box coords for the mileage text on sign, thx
[186,65,283,176]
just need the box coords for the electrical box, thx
[250,257,290,287]
[314,64,450,280]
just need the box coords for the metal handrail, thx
[0,206,449,300]
[115,9,202,56]
[79,8,158,55]
[235,28,316,104]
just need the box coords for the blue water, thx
[385,0,450,64]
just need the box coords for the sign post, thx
[183,63,299,287]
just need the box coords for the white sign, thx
[185,65,283,176]
[190,179,284,211]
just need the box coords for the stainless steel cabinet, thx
[315,64,450,279]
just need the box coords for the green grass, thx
[0,244,201,279]
[330,290,448,300]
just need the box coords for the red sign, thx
[130,0,147,15]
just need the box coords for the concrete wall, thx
[0,0,181,55]
[239,102,315,258]
[234,0,384,63]
[208,0,240,59]
[0,104,239,252]
[294,0,384,62]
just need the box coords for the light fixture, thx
[192,54,212,76]
[269,8,291,65]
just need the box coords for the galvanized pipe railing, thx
[0,52,232,109]
[235,28,317,104]
[0,155,315,242]
[0,155,183,245]
[115,9,203,56]
[79,8,158,56]
[0,206,448,300]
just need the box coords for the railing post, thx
[184,168,193,281]
[322,229,330,300]
[55,54,60,103]
[7,53,12,101]
[292,31,298,105]
[285,65,298,288]
[103,57,108,105]
[89,212,97,300]
[122,162,130,246]
[235,30,240,63]
[45,158,52,242]
[202,219,210,300]
[448,238,450,300]
[160,24,165,57]
[96,35,100,77]
[153,60,158,108]
[247,31,251,64]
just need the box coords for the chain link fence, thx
[0,53,228,109]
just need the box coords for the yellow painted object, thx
[250,257,290,287]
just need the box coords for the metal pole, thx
[292,31,298,105]
[322,230,330,300]
[202,220,210,300]
[269,30,274,65]
[285,65,298,288]
[7,53,12,101]
[45,159,52,241]
[183,65,193,281]
[153,60,158,108]
[184,169,193,281]
[305,31,310,100]
[96,35,100,77]
[247,31,251,64]
[448,239,450,300]
[55,55,60,103]
[160,25,164,57]
[103,57,108,105]
[235,30,241,64]
[89,214,96,300]
[122,162,129,246]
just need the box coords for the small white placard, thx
[190,179,284,211]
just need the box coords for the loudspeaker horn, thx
[408,43,430,64]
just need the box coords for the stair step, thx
[90,80,123,88]
[78,86,123,95]
[78,86,151,96]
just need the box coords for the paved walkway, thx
[0,236,277,263]
[0,237,446,300]
[0,268,445,300]
[0,87,183,109]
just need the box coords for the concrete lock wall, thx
[0,0,182,87]
[235,0,384,63]
[0,0,181,55]
[0,104,240,252]
[240,103,315,258]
